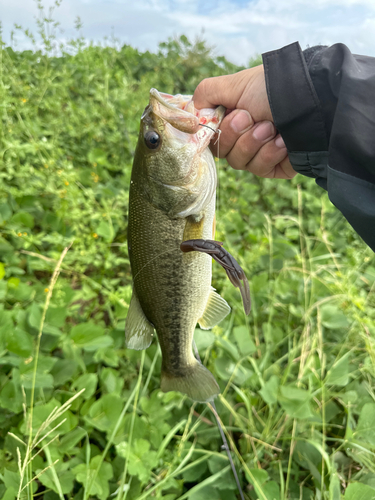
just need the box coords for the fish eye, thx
[144,130,161,150]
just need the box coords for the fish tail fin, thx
[161,361,220,403]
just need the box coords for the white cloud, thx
[2,0,375,65]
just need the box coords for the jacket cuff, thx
[262,42,328,158]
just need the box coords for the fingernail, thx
[275,135,286,148]
[252,121,275,141]
[230,110,252,133]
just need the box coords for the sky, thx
[2,0,375,65]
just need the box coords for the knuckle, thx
[237,140,255,157]
[195,77,212,96]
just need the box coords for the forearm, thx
[263,42,375,250]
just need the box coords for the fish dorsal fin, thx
[198,288,231,330]
[125,288,154,350]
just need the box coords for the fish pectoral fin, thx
[125,288,154,350]
[198,288,231,330]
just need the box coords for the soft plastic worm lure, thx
[180,239,251,315]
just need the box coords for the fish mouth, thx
[146,88,225,152]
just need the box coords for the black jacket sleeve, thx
[262,42,375,251]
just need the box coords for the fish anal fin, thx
[125,288,154,350]
[198,288,231,330]
[161,360,220,402]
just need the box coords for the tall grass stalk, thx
[15,243,72,499]
[84,381,140,499]
[117,350,145,500]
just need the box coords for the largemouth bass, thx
[125,89,230,402]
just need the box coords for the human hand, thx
[193,65,296,179]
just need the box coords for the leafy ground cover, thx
[1,7,375,500]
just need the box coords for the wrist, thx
[234,65,273,124]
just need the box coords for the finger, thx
[243,135,294,179]
[272,155,297,179]
[210,109,254,158]
[225,121,277,169]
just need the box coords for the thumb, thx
[193,72,249,110]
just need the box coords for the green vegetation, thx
[1,7,375,500]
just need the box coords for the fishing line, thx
[192,340,246,500]
[198,123,222,222]
[132,247,176,282]
[215,130,222,217]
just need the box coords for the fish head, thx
[131,88,225,218]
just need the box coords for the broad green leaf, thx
[0,309,13,333]
[329,473,341,500]
[6,327,33,357]
[216,336,240,359]
[73,456,113,500]
[20,371,54,389]
[344,483,375,500]
[214,354,236,381]
[83,336,113,351]
[259,375,279,406]
[8,281,34,302]
[194,328,215,351]
[141,391,169,423]
[2,469,20,490]
[355,403,375,446]
[0,203,12,224]
[18,356,57,389]
[72,373,98,399]
[245,468,270,500]
[85,393,123,433]
[207,454,238,490]
[45,306,67,328]
[278,386,314,419]
[70,322,105,344]
[207,454,228,474]
[263,482,280,500]
[326,352,350,386]
[182,461,208,482]
[214,354,252,385]
[7,277,20,289]
[116,439,158,483]
[96,220,115,242]
[188,485,221,500]
[100,367,123,394]
[70,322,113,350]
[11,211,34,228]
[59,428,87,454]
[1,486,17,500]
[28,303,43,330]
[245,468,268,485]
[233,325,256,355]
[51,359,79,385]
[294,441,322,482]
[321,304,349,330]
[37,466,75,495]
[0,380,23,413]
